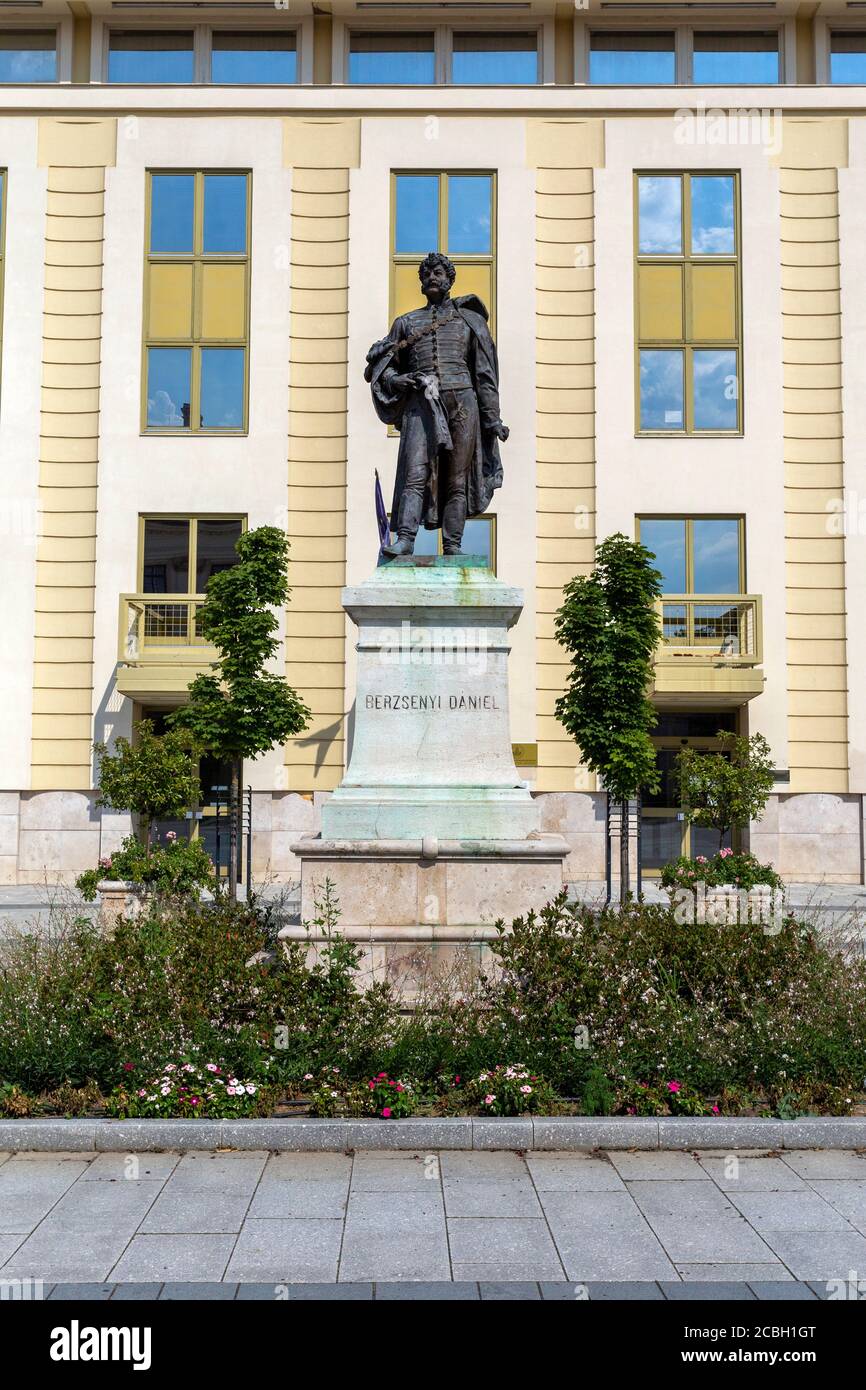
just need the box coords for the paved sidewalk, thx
[2,1148,866,1289]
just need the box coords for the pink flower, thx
[381,1107,392,1118]
[123,1062,134,1072]
[711,1105,720,1115]
[696,856,708,865]
[484,1094,495,1106]
[720,846,733,858]
[206,1063,218,1072]
[377,1072,387,1079]
[368,1081,375,1090]
[520,1085,532,1095]
[667,1081,681,1094]
[165,831,177,842]
[189,1096,200,1106]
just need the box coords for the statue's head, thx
[419,251,456,304]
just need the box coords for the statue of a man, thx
[364,251,509,557]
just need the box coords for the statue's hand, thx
[391,373,423,393]
[491,421,510,442]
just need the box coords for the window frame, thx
[0,22,68,83]
[335,19,551,85]
[636,515,746,595]
[389,169,497,329]
[577,20,792,85]
[138,514,247,596]
[142,169,252,437]
[634,170,743,439]
[817,20,866,84]
[98,21,308,85]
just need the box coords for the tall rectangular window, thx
[108,31,195,83]
[144,171,250,433]
[451,32,538,84]
[210,31,296,84]
[391,171,495,322]
[830,32,866,83]
[348,32,435,84]
[635,172,741,435]
[692,32,779,84]
[0,172,5,383]
[0,30,56,82]
[589,32,675,84]
[141,516,244,594]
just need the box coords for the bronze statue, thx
[365,252,509,557]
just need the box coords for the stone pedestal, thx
[293,557,569,954]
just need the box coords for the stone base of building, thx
[1,789,864,888]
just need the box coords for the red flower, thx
[123,1063,134,1072]
[381,1107,392,1118]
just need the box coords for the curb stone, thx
[0,1116,865,1152]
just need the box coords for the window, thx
[391,171,495,323]
[692,32,779,84]
[0,30,56,82]
[451,32,538,85]
[637,517,744,595]
[589,32,675,85]
[144,171,250,433]
[348,32,435,84]
[141,516,244,594]
[830,32,866,83]
[108,31,195,83]
[412,515,496,568]
[635,173,741,435]
[211,31,296,84]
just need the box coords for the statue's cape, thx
[364,296,504,530]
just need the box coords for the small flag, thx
[374,469,391,562]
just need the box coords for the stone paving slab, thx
[3,1148,866,1289]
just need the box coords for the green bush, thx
[660,849,783,893]
[76,833,216,901]
[1,885,865,1117]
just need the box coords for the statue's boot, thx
[382,491,423,558]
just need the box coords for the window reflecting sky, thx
[200,348,245,428]
[108,34,195,83]
[638,176,682,254]
[693,518,740,591]
[640,519,686,592]
[211,47,296,84]
[147,348,190,427]
[693,349,738,431]
[830,36,866,82]
[348,35,435,84]
[0,35,56,82]
[452,35,537,85]
[589,35,675,85]
[640,349,684,430]
[150,175,195,253]
[448,176,491,254]
[693,34,779,84]
[395,175,439,252]
[203,175,247,253]
[690,176,736,254]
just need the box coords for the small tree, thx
[554,533,662,902]
[674,731,775,853]
[94,719,201,853]
[170,526,310,900]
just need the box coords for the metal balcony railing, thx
[654,594,763,665]
[118,594,213,664]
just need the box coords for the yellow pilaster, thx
[772,118,849,793]
[31,118,116,790]
[526,119,604,792]
[283,118,360,791]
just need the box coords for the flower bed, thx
[1,889,864,1121]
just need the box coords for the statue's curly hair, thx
[418,251,456,286]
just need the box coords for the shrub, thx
[76,833,216,902]
[660,849,783,893]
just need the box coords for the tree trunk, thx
[619,798,630,905]
[228,758,240,902]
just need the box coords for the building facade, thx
[0,0,864,885]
